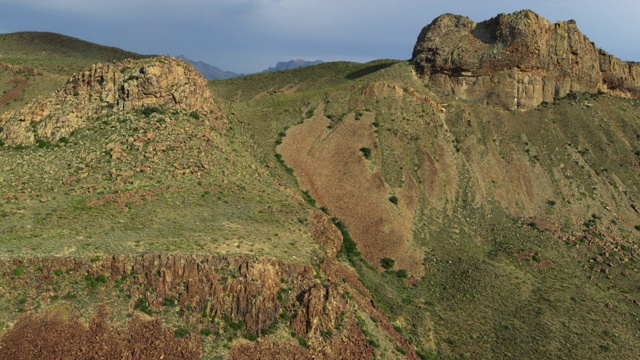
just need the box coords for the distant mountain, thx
[262,59,324,72]
[177,55,240,80]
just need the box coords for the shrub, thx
[389,195,399,205]
[200,328,212,336]
[13,265,24,276]
[380,257,395,270]
[634,225,640,231]
[134,297,152,315]
[188,111,200,120]
[162,296,177,307]
[396,269,408,279]
[141,107,162,117]
[174,327,189,338]
[243,333,258,341]
[359,147,372,159]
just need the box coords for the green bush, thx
[174,327,189,338]
[389,195,399,205]
[396,269,408,279]
[380,257,395,270]
[634,225,640,231]
[134,297,153,315]
[13,265,24,276]
[359,147,372,159]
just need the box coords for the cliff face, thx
[412,10,640,110]
[0,57,223,146]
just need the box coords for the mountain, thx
[1,11,640,359]
[176,55,240,80]
[262,59,324,72]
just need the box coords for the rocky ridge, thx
[412,10,640,110]
[0,56,223,146]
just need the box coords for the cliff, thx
[0,57,223,146]
[412,10,640,110]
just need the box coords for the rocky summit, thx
[0,57,222,146]
[412,9,640,110]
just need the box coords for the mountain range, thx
[0,10,639,359]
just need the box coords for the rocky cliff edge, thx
[412,10,640,110]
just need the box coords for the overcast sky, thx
[0,1,638,73]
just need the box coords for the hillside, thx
[0,32,147,113]
[1,10,640,359]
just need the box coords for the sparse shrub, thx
[243,333,258,341]
[35,139,55,149]
[389,195,399,205]
[332,218,361,262]
[162,296,177,307]
[396,345,407,355]
[634,225,640,231]
[200,328,212,336]
[229,320,244,331]
[296,335,309,349]
[134,296,152,315]
[13,265,24,276]
[532,254,542,263]
[359,147,372,159]
[302,190,316,207]
[546,200,556,206]
[174,327,189,338]
[380,257,395,270]
[189,111,200,120]
[141,106,162,117]
[53,269,63,277]
[58,137,69,144]
[396,269,408,279]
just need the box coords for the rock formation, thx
[412,10,640,110]
[0,57,223,146]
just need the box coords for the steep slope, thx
[0,54,411,358]
[413,10,640,110]
[211,11,640,358]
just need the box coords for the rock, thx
[0,57,224,146]
[412,10,640,110]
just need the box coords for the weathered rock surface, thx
[0,57,223,145]
[5,254,347,338]
[412,10,640,110]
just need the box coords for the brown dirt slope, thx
[279,106,424,278]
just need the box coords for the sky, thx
[0,0,639,74]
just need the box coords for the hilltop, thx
[0,10,639,359]
[412,10,640,110]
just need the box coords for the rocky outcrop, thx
[0,57,223,146]
[6,254,347,338]
[412,10,640,110]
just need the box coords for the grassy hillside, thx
[0,31,639,358]
[211,60,640,359]
[0,32,147,112]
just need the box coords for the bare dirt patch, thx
[0,307,201,360]
[279,107,424,277]
[0,77,28,105]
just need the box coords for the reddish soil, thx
[279,107,424,278]
[87,188,159,210]
[0,307,201,360]
[0,77,29,105]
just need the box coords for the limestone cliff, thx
[412,10,640,110]
[0,57,223,146]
